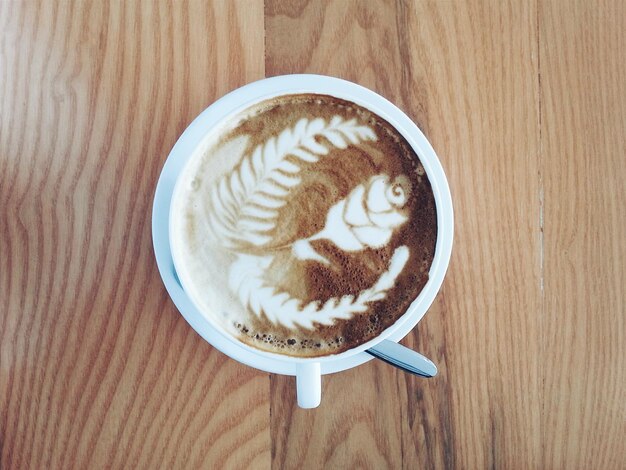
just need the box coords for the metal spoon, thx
[367,340,438,377]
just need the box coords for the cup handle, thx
[296,362,321,408]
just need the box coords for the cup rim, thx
[153,74,453,375]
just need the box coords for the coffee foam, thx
[171,94,437,357]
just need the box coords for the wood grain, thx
[266,1,541,468]
[540,1,626,468]
[1,1,625,469]
[0,1,268,469]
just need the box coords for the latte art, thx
[206,116,376,250]
[293,174,411,264]
[228,245,410,330]
[171,94,437,357]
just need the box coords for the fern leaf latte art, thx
[171,94,437,357]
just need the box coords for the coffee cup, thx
[152,75,453,408]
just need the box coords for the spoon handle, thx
[367,339,438,378]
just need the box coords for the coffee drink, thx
[171,94,437,357]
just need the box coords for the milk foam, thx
[171,94,437,357]
[204,116,376,250]
[293,174,410,264]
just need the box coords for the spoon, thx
[367,340,438,377]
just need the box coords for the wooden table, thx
[1,1,624,468]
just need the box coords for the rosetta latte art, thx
[204,116,412,329]
[206,116,376,249]
[293,174,411,264]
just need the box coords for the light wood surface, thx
[540,1,626,468]
[1,1,624,469]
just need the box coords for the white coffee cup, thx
[152,75,453,408]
